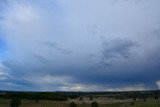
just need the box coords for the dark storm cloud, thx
[102,39,137,60]
[64,38,160,89]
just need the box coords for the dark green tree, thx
[81,102,86,107]
[133,97,136,101]
[154,96,158,100]
[10,98,21,107]
[89,95,93,101]
[70,102,77,107]
[79,96,83,101]
[131,102,134,106]
[91,101,98,107]
[35,98,39,103]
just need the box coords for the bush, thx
[155,96,158,100]
[79,96,83,101]
[91,101,98,107]
[81,102,86,106]
[70,102,77,107]
[90,97,93,101]
[143,97,146,101]
[54,94,68,101]
[131,102,134,106]
[10,98,21,107]
[35,99,39,103]
[133,97,136,101]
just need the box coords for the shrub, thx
[79,96,83,101]
[36,99,39,103]
[81,102,86,106]
[91,101,98,107]
[70,102,77,107]
[133,97,136,101]
[131,102,134,106]
[155,96,158,100]
[90,97,93,101]
[10,98,21,107]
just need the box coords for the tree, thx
[143,97,146,101]
[90,97,93,101]
[81,102,86,107]
[131,102,134,106]
[133,97,136,101]
[79,96,83,101]
[10,98,21,107]
[89,95,93,101]
[91,101,98,107]
[70,102,77,107]
[35,98,39,103]
[155,96,158,100]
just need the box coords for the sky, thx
[0,0,160,91]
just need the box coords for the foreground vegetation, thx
[0,99,160,107]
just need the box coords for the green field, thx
[0,99,160,107]
[103,101,160,107]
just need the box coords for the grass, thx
[0,99,160,107]
[103,101,160,107]
[131,101,160,107]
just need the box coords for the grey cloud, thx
[152,29,160,38]
[32,54,48,64]
[44,41,72,54]
[0,62,10,80]
[101,39,138,62]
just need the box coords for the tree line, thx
[0,90,159,101]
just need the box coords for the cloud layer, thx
[0,0,160,91]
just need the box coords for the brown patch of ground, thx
[67,97,132,104]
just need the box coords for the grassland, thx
[0,90,160,107]
[0,98,160,107]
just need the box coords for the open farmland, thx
[0,99,160,107]
[0,91,160,107]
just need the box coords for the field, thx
[0,91,160,107]
[0,98,160,107]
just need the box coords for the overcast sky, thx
[0,0,160,91]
